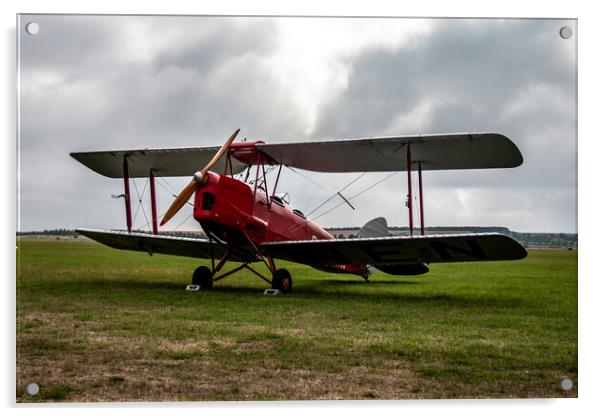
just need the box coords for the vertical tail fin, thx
[357,218,429,275]
[356,217,390,238]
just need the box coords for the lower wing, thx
[77,230,526,276]
[261,233,527,273]
[75,228,238,260]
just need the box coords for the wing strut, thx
[123,158,161,235]
[406,147,426,236]
[418,161,425,236]
[406,145,413,236]
[123,156,132,233]
[149,170,159,235]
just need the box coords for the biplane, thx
[70,130,527,293]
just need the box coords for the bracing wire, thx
[116,170,197,232]
[173,213,194,231]
[285,166,333,193]
[139,218,153,233]
[305,172,367,217]
[155,177,194,207]
[131,181,142,224]
[121,161,146,232]
[310,172,398,222]
[157,175,178,194]
[152,173,195,230]
[123,160,151,232]
[131,177,151,232]
[131,178,147,224]
[302,194,316,212]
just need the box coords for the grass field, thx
[16,239,577,401]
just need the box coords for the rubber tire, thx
[271,269,292,294]
[192,265,213,289]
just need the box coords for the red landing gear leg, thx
[191,249,291,293]
[246,237,293,294]
[192,250,231,289]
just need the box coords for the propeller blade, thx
[159,179,196,226]
[201,128,240,176]
[159,128,240,226]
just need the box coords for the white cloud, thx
[265,18,433,135]
[386,99,435,134]
[501,83,573,128]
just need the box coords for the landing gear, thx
[192,265,213,289]
[272,269,292,294]
[189,253,290,294]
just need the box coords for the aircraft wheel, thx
[192,265,213,289]
[272,269,292,294]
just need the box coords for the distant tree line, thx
[17,228,79,236]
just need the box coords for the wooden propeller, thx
[160,128,240,226]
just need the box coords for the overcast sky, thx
[17,15,576,233]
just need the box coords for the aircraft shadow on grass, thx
[55,276,524,309]
[318,279,423,286]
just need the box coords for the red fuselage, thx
[193,171,365,276]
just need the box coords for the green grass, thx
[16,239,577,401]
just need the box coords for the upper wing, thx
[70,146,248,178]
[70,132,522,178]
[261,233,527,267]
[76,228,242,260]
[257,133,523,172]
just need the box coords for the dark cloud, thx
[309,19,576,231]
[20,15,119,76]
[152,17,280,73]
[18,16,576,232]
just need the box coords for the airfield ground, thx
[16,240,577,401]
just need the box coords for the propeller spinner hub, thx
[193,171,204,183]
